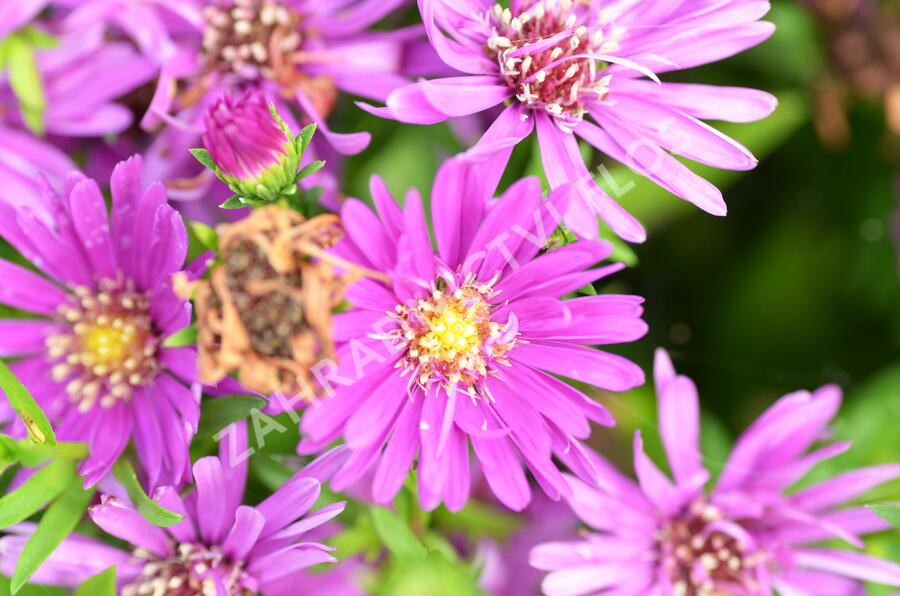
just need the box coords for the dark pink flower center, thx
[123,543,246,596]
[202,1,303,81]
[659,501,766,595]
[46,279,159,412]
[488,1,613,122]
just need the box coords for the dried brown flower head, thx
[191,206,347,399]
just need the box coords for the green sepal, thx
[296,123,317,153]
[295,160,325,181]
[189,147,217,170]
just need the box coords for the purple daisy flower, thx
[299,157,648,512]
[0,429,354,596]
[529,349,900,596]
[65,0,441,201]
[0,155,198,488]
[364,0,778,242]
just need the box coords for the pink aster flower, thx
[0,155,198,488]
[365,0,778,242]
[299,157,648,512]
[0,5,156,137]
[64,0,440,201]
[0,430,354,596]
[530,349,900,596]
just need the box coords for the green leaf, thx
[189,148,218,171]
[162,326,197,348]
[19,28,58,50]
[371,507,427,562]
[112,459,183,527]
[15,439,89,468]
[869,504,900,530]
[190,221,218,252]
[0,459,75,529]
[0,360,55,445]
[295,160,325,181]
[377,552,489,596]
[11,479,95,593]
[198,394,267,438]
[296,123,317,152]
[2,34,47,135]
[73,566,116,596]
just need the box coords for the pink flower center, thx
[46,279,160,412]
[123,543,246,596]
[488,1,614,123]
[659,501,767,596]
[202,1,303,80]
[387,276,517,396]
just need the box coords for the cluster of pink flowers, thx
[0,1,898,595]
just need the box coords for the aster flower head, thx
[367,0,779,242]
[200,89,312,205]
[530,349,900,596]
[0,430,353,596]
[0,155,197,487]
[0,3,156,138]
[68,0,444,203]
[300,158,648,512]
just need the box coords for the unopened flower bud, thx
[200,89,306,204]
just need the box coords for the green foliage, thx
[0,459,76,528]
[73,567,116,596]
[371,507,428,562]
[0,27,55,135]
[111,459,183,527]
[10,481,95,593]
[162,325,198,348]
[0,361,55,445]
[197,394,267,439]
[869,504,900,530]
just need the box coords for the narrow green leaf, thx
[869,504,900,530]
[112,459,183,527]
[11,480,95,593]
[371,507,427,562]
[19,28,58,50]
[15,440,89,468]
[0,360,55,445]
[162,326,197,348]
[73,566,116,596]
[295,160,325,181]
[189,148,218,171]
[0,459,75,528]
[3,36,46,135]
[296,123,317,152]
[198,394,267,438]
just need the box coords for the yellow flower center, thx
[389,277,517,396]
[423,303,482,357]
[46,280,160,412]
[81,322,140,366]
